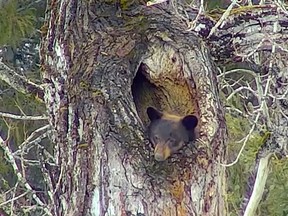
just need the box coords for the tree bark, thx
[40,1,227,216]
[39,1,288,216]
[0,0,285,215]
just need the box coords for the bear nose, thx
[154,152,166,161]
[154,144,171,161]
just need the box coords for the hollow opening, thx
[131,63,162,127]
[131,63,199,123]
[131,63,200,179]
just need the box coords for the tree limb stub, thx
[40,1,227,215]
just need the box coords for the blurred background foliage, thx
[223,90,288,216]
[0,0,36,47]
[0,0,47,214]
[0,0,287,215]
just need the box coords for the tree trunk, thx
[40,1,226,215]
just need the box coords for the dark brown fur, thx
[146,107,198,161]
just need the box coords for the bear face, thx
[146,107,198,161]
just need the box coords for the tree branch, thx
[240,137,274,216]
[192,4,288,64]
[0,61,44,101]
[0,135,53,216]
[0,111,48,121]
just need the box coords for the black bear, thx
[146,107,198,161]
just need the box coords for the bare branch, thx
[0,111,48,121]
[13,124,51,154]
[207,0,240,38]
[243,154,272,216]
[0,191,29,208]
[241,140,274,216]
[187,0,204,30]
[221,112,260,167]
[218,68,257,78]
[16,140,49,159]
[0,135,53,216]
[9,182,19,216]
[216,8,288,215]
[226,86,257,101]
[203,4,288,64]
[0,61,44,101]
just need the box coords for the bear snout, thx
[154,143,171,161]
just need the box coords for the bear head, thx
[146,107,198,161]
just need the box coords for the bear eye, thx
[153,135,160,142]
[168,137,176,144]
[170,140,178,146]
[169,133,176,141]
[168,133,178,147]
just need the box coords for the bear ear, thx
[147,107,163,121]
[182,115,198,130]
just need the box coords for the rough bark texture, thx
[39,1,288,216]
[205,5,288,64]
[40,1,227,216]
